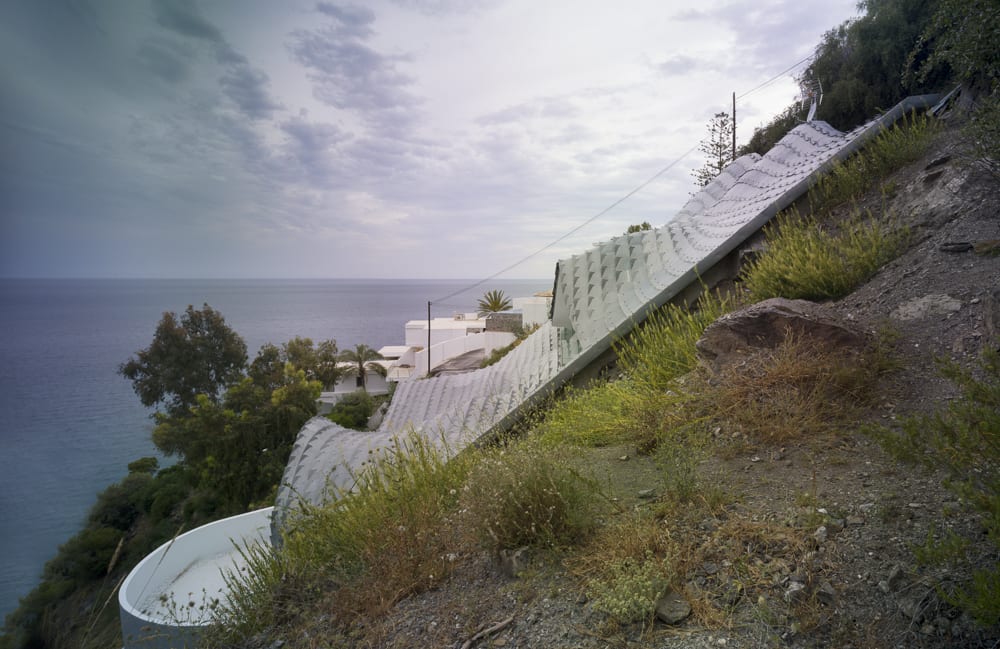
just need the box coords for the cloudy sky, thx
[0,0,860,279]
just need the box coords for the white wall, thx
[411,331,516,377]
[119,508,273,649]
[512,296,552,326]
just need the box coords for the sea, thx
[0,277,550,623]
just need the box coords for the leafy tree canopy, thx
[625,222,652,234]
[119,304,247,418]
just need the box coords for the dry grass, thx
[699,333,883,444]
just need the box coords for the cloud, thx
[152,0,224,43]
[655,54,705,76]
[220,65,282,119]
[316,2,376,37]
[387,0,500,16]
[150,0,280,119]
[137,37,195,84]
[289,27,419,119]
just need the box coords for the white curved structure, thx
[119,507,273,649]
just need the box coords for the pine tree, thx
[692,111,734,187]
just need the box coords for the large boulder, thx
[696,298,867,371]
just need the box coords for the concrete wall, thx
[119,508,273,649]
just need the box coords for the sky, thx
[0,0,861,280]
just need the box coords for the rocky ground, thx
[263,124,999,649]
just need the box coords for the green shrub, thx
[871,342,1000,625]
[326,390,373,430]
[741,209,907,301]
[588,552,674,624]
[461,437,597,551]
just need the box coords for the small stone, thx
[827,518,845,532]
[784,582,807,603]
[898,593,926,622]
[846,515,865,526]
[859,502,876,513]
[702,561,719,575]
[813,526,828,543]
[655,590,692,625]
[493,639,508,647]
[619,455,630,461]
[789,570,807,584]
[920,622,935,636]
[886,565,905,591]
[878,580,891,594]
[637,488,656,499]
[816,580,837,605]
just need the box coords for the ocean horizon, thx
[0,277,549,622]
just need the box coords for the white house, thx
[315,360,393,413]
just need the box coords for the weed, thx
[588,552,675,624]
[534,380,636,448]
[461,437,598,551]
[808,113,939,211]
[704,333,883,443]
[616,291,732,394]
[572,515,681,627]
[871,341,1000,625]
[741,209,908,302]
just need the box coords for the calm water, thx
[0,278,548,621]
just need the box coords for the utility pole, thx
[427,301,431,376]
[732,91,737,161]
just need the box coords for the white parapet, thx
[119,507,273,649]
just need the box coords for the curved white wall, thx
[119,507,273,649]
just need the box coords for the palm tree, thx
[477,289,513,317]
[339,344,384,391]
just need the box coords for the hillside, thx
[216,117,1000,649]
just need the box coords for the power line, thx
[432,143,698,304]
[433,53,817,305]
[736,54,814,100]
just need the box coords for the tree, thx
[692,111,734,187]
[339,344,385,391]
[625,222,652,234]
[477,289,513,316]
[119,304,247,419]
[281,337,343,390]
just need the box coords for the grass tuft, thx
[461,437,598,551]
[741,209,908,302]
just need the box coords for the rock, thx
[637,488,656,499]
[898,593,927,622]
[846,515,865,526]
[813,526,828,544]
[816,580,837,605]
[497,547,532,578]
[891,294,962,321]
[885,565,905,591]
[655,590,692,625]
[784,582,807,604]
[695,298,868,371]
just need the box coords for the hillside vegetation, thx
[202,106,1000,648]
